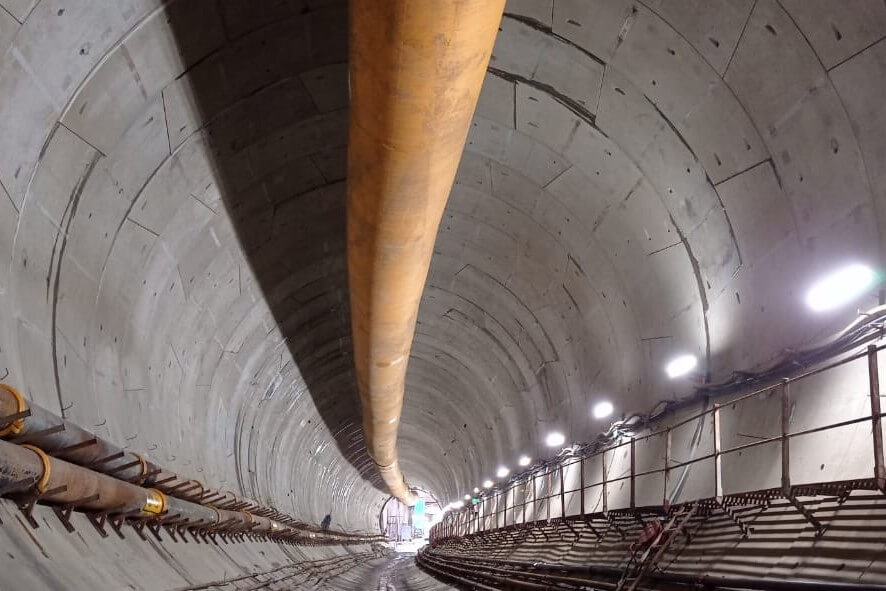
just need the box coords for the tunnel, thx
[1,0,886,589]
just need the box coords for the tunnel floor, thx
[318,554,455,591]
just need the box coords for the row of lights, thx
[442,263,879,512]
[452,358,696,506]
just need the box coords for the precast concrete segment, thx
[346,0,506,505]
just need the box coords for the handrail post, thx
[780,379,791,495]
[713,403,722,499]
[663,427,672,507]
[505,484,510,527]
[602,452,609,513]
[868,345,886,493]
[524,479,529,524]
[559,464,566,518]
[546,469,551,521]
[630,437,636,509]
[579,456,586,516]
[480,497,484,533]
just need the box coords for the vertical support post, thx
[713,403,722,499]
[559,464,566,518]
[778,376,824,536]
[479,497,484,533]
[466,506,470,535]
[663,428,672,507]
[780,379,791,495]
[868,345,886,493]
[504,484,509,528]
[630,437,636,509]
[579,456,586,516]
[602,451,609,513]
[545,469,551,522]
[523,479,528,524]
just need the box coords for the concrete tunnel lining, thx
[0,0,885,588]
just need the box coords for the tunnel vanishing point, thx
[1,0,886,589]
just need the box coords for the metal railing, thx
[431,343,886,543]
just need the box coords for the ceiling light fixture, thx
[806,263,876,312]
[473,487,480,494]
[666,354,697,378]
[496,466,510,478]
[545,432,566,447]
[464,494,471,501]
[482,479,493,488]
[592,401,614,419]
[518,455,531,467]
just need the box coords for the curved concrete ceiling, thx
[0,0,884,587]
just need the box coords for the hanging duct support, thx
[346,0,505,504]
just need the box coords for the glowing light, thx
[518,455,531,467]
[473,487,480,494]
[545,432,565,447]
[496,466,510,478]
[482,479,494,488]
[593,401,614,419]
[806,263,875,312]
[464,494,471,501]
[666,354,697,378]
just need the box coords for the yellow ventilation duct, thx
[346,0,505,504]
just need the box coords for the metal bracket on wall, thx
[715,497,754,538]
[786,493,827,537]
[51,493,100,532]
[15,484,68,529]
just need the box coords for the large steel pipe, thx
[0,386,251,505]
[0,438,164,516]
[347,0,505,503]
[0,384,152,484]
[0,438,381,543]
[1,387,327,531]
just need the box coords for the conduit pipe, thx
[346,0,505,504]
[0,438,380,543]
[0,385,372,540]
[0,385,258,508]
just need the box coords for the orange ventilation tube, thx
[346,0,505,504]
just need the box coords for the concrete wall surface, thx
[0,0,884,588]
